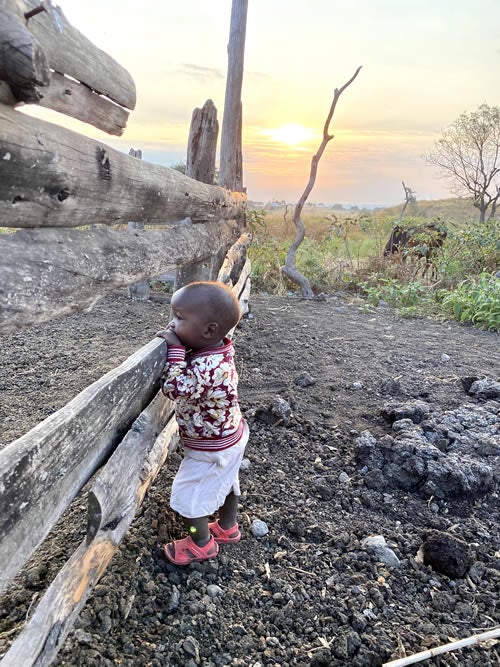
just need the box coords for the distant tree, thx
[399,180,416,222]
[424,104,500,223]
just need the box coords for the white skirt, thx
[170,421,249,519]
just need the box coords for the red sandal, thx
[209,520,241,544]
[164,535,219,565]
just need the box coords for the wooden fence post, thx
[175,101,221,289]
[186,99,219,185]
[127,148,151,301]
[219,0,248,192]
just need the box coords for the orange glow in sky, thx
[22,0,500,207]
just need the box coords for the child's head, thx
[169,281,241,349]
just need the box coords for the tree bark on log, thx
[219,0,247,192]
[1,414,179,667]
[0,104,246,227]
[282,66,362,298]
[0,6,50,101]
[2,0,136,110]
[35,71,130,135]
[217,231,251,286]
[187,99,219,184]
[0,338,166,595]
[0,221,240,333]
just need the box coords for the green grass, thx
[247,206,500,331]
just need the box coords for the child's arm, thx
[156,330,208,401]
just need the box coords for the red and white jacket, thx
[161,337,245,451]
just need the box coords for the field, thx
[247,200,499,331]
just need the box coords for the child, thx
[156,281,249,565]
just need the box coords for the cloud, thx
[178,64,224,82]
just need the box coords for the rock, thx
[206,584,223,598]
[352,381,364,390]
[441,353,451,362]
[382,400,431,424]
[240,458,251,471]
[468,378,500,399]
[255,397,293,425]
[182,636,200,663]
[251,519,269,537]
[165,587,180,614]
[380,378,401,395]
[294,372,316,387]
[421,530,471,578]
[338,471,350,484]
[361,535,386,548]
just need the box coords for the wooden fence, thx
[0,1,250,664]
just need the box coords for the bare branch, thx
[282,66,362,297]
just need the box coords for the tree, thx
[425,104,500,223]
[282,66,362,298]
[399,180,416,222]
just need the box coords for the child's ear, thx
[203,321,218,337]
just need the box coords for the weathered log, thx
[2,0,136,110]
[0,221,240,333]
[238,273,251,317]
[126,148,151,301]
[86,392,174,542]
[1,410,179,667]
[0,337,166,595]
[36,71,130,135]
[175,258,218,290]
[219,0,247,191]
[0,104,247,227]
[227,259,251,338]
[186,99,218,184]
[0,6,50,101]
[217,231,251,285]
[232,256,251,300]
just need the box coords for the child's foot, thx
[209,520,241,544]
[164,535,219,565]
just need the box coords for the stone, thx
[251,519,269,537]
[421,530,471,578]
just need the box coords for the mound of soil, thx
[1,291,499,666]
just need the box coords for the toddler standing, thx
[156,281,249,565]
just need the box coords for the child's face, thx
[168,290,213,350]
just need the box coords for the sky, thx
[24,0,500,207]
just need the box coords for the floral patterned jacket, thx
[161,337,245,451]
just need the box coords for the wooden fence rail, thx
[0,1,251,664]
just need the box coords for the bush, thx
[437,273,500,331]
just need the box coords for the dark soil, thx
[1,290,499,666]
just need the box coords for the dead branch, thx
[282,66,362,298]
[399,181,416,222]
[382,626,500,667]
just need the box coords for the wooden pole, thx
[219,0,248,192]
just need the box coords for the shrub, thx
[437,273,500,331]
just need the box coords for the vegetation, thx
[424,104,500,223]
[247,204,500,331]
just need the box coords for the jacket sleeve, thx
[161,345,210,401]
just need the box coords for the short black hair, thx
[176,281,241,336]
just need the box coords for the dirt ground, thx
[0,289,499,666]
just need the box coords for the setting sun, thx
[261,123,317,146]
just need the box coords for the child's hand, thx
[156,328,183,347]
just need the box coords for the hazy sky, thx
[27,1,500,206]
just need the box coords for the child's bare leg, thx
[183,516,210,546]
[218,491,239,528]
